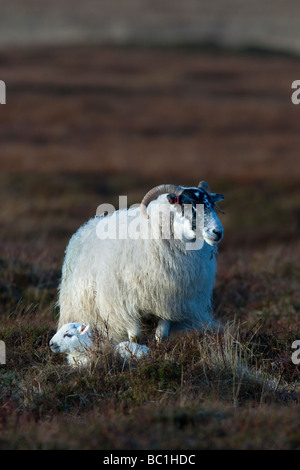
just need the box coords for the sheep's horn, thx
[198,181,211,193]
[140,184,184,219]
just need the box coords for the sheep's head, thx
[49,323,91,355]
[140,181,224,246]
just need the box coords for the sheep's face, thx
[167,187,224,246]
[49,323,91,354]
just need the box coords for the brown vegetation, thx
[0,45,300,449]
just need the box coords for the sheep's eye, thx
[63,333,72,338]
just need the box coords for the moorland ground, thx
[0,45,300,449]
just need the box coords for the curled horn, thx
[140,184,184,219]
[198,181,211,193]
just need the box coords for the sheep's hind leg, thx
[155,319,170,342]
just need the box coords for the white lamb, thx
[49,322,149,366]
[49,323,92,366]
[115,341,149,361]
[57,181,224,344]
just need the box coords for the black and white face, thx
[167,187,224,246]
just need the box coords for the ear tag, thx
[167,194,180,204]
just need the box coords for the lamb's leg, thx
[155,319,170,342]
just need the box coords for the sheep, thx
[56,181,224,344]
[115,341,149,361]
[49,322,149,366]
[49,322,92,366]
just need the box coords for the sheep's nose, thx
[49,341,59,352]
[213,229,222,240]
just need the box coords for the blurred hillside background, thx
[2,0,300,53]
[1,0,300,450]
[1,0,300,250]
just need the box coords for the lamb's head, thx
[49,323,91,355]
[140,181,224,246]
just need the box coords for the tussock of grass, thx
[1,278,300,450]
[0,319,297,449]
[0,321,285,416]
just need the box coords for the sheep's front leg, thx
[155,319,170,342]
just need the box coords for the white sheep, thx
[49,322,92,366]
[115,341,149,361]
[56,181,224,344]
[49,322,149,366]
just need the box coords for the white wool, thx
[115,341,149,360]
[57,190,223,344]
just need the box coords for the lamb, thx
[49,322,149,366]
[49,322,92,366]
[115,341,149,361]
[56,181,224,344]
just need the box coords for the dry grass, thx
[2,304,300,450]
[1,45,300,182]
[0,319,291,450]
[0,45,300,449]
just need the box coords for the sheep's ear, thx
[211,193,224,203]
[211,193,225,214]
[78,324,89,335]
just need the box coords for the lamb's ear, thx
[78,324,90,335]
